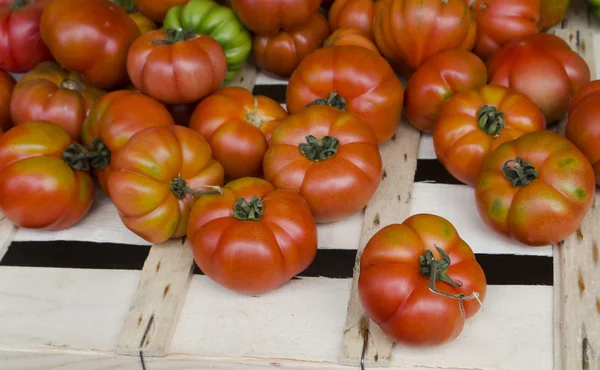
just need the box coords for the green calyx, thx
[151,28,196,45]
[232,196,264,221]
[307,92,347,111]
[109,0,136,13]
[61,137,112,172]
[11,0,34,9]
[502,157,538,187]
[299,135,339,162]
[88,137,111,171]
[169,177,222,200]
[477,105,505,137]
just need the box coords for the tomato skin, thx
[0,120,94,230]
[568,79,600,117]
[486,33,591,124]
[107,125,224,244]
[189,87,287,181]
[538,0,569,30]
[10,61,105,141]
[135,0,190,23]
[373,0,476,77]
[263,105,382,223]
[475,131,595,246]
[286,45,403,144]
[328,0,382,40]
[127,29,227,105]
[81,90,175,196]
[359,214,487,347]
[404,50,487,133]
[434,85,546,186]
[127,11,156,34]
[187,177,318,294]
[230,0,321,35]
[0,70,15,133]
[253,12,330,78]
[468,0,540,60]
[323,28,380,54]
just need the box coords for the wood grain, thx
[0,215,16,262]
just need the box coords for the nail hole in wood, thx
[156,261,161,272]
[404,153,407,161]
[382,170,387,180]
[138,316,143,327]
[373,214,380,227]
[576,30,580,47]
[578,270,586,295]
[391,134,396,141]
[163,284,171,299]
[375,354,379,361]
[596,298,600,314]
[593,242,598,265]
[397,195,402,202]
[576,227,584,241]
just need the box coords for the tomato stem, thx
[109,0,136,13]
[307,92,346,111]
[246,97,264,128]
[151,29,196,45]
[477,105,504,137]
[169,176,222,199]
[59,78,85,92]
[62,144,92,172]
[88,137,111,170]
[502,157,538,187]
[233,196,264,221]
[299,135,339,161]
[11,0,34,9]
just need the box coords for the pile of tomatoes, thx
[0,0,598,350]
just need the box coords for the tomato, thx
[0,120,94,229]
[10,61,105,141]
[373,0,475,77]
[81,90,175,196]
[187,177,318,294]
[486,33,590,124]
[40,0,140,90]
[189,87,287,181]
[539,0,569,30]
[467,0,540,60]
[252,13,330,78]
[109,0,156,34]
[359,214,487,347]
[135,0,189,23]
[565,80,600,186]
[328,0,382,40]
[323,28,379,54]
[107,125,224,243]
[263,105,382,223]
[286,45,403,143]
[230,0,321,35]
[127,29,227,105]
[163,0,252,82]
[475,131,595,246]
[404,50,487,133]
[0,70,15,133]
[433,85,546,186]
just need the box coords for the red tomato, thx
[0,120,94,229]
[252,12,330,78]
[135,0,190,23]
[187,177,318,294]
[0,70,15,133]
[467,0,540,60]
[0,0,52,73]
[404,50,487,133]
[328,0,382,39]
[189,87,287,181]
[373,0,476,77]
[433,84,546,186]
[486,33,591,124]
[40,0,141,90]
[323,28,380,54]
[10,61,105,141]
[81,90,175,196]
[359,214,487,347]
[565,80,600,186]
[108,125,224,243]
[263,105,382,223]
[286,45,403,143]
[475,131,595,246]
[230,0,321,35]
[127,29,227,104]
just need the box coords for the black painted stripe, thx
[253,84,287,104]
[414,159,465,185]
[0,241,552,286]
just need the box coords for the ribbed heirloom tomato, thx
[475,131,595,246]
[323,28,379,54]
[359,214,487,347]
[10,61,105,141]
[230,0,321,35]
[81,90,175,196]
[187,177,318,294]
[108,126,224,244]
[189,87,287,181]
[0,70,15,133]
[0,121,95,230]
[328,0,382,39]
[286,45,403,143]
[433,84,546,186]
[40,0,141,90]
[404,50,487,133]
[263,105,382,223]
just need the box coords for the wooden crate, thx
[0,1,599,369]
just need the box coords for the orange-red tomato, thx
[433,85,546,186]
[108,125,224,243]
[323,28,380,54]
[40,0,141,90]
[286,45,403,143]
[487,33,591,124]
[538,0,569,30]
[263,105,382,223]
[0,70,15,133]
[109,0,157,34]
[404,50,487,133]
[0,120,94,229]
[81,90,175,196]
[189,87,287,181]
[127,29,227,104]
[475,131,595,246]
[135,0,189,22]
[230,0,321,35]
[328,0,382,39]
[252,12,330,78]
[373,0,476,77]
[10,61,105,141]
[359,214,487,347]
[187,177,318,294]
